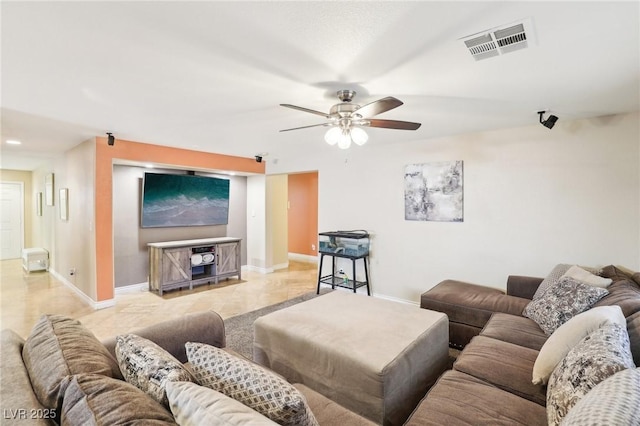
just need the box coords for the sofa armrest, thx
[102,310,226,363]
[506,276,543,300]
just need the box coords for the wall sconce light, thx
[106,132,115,146]
[538,111,558,129]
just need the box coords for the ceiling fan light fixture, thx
[337,130,351,149]
[324,127,341,145]
[350,127,368,146]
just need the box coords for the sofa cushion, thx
[628,311,640,366]
[115,334,195,407]
[165,381,278,425]
[561,265,612,288]
[561,367,640,425]
[546,322,636,426]
[453,336,546,405]
[405,370,547,426]
[593,272,640,318]
[186,342,318,426]
[60,373,176,425]
[22,315,122,411]
[0,330,52,425]
[523,277,608,335]
[293,384,377,426]
[532,305,626,385]
[421,280,529,329]
[480,313,547,351]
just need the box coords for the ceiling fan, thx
[280,90,421,149]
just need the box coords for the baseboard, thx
[372,292,418,306]
[115,282,148,295]
[243,262,289,274]
[243,265,274,274]
[288,253,318,263]
[49,269,116,310]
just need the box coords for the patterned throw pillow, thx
[546,323,636,426]
[532,264,573,300]
[523,276,609,335]
[186,342,319,426]
[115,334,194,407]
[561,368,640,425]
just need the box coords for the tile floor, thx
[0,259,317,340]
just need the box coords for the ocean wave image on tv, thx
[141,173,230,228]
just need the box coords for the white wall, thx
[268,112,640,303]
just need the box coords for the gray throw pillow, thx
[546,323,636,426]
[186,342,318,426]
[115,334,194,407]
[523,276,609,335]
[561,367,640,425]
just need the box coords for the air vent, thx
[461,19,535,61]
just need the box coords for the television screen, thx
[141,172,230,228]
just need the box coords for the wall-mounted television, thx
[141,172,230,228]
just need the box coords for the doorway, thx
[0,182,24,259]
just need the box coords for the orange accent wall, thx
[95,137,264,301]
[287,172,318,256]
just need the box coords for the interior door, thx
[0,182,24,260]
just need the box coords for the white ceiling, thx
[2,1,639,171]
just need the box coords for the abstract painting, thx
[404,161,463,222]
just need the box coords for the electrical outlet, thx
[69,268,76,276]
[311,244,316,251]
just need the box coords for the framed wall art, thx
[404,161,464,222]
[36,192,43,216]
[45,173,55,206]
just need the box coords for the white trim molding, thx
[288,253,319,264]
[49,269,116,310]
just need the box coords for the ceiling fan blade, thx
[367,119,422,130]
[280,104,330,118]
[352,97,403,117]
[279,123,330,132]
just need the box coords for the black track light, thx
[538,111,558,129]
[106,132,115,146]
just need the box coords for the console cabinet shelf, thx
[148,237,241,295]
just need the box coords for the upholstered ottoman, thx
[253,292,449,426]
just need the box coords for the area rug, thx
[224,289,330,359]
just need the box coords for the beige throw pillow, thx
[166,381,279,425]
[532,305,626,385]
[562,265,612,288]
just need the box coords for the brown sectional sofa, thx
[411,264,640,425]
[1,311,374,425]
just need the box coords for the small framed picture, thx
[45,173,55,206]
[36,192,43,216]
[59,188,68,221]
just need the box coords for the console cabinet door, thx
[162,247,191,285]
[216,242,239,276]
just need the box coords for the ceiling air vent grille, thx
[461,20,534,61]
